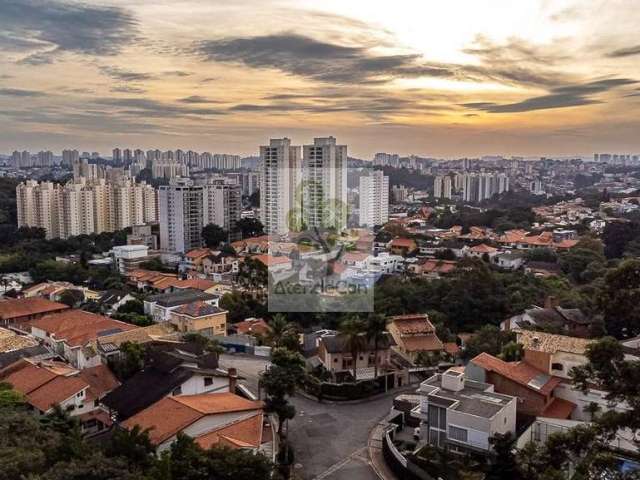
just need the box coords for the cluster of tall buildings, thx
[594,153,640,166]
[16,178,157,239]
[259,137,348,235]
[10,150,55,168]
[158,178,242,253]
[113,148,241,170]
[431,172,509,202]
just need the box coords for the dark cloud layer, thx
[95,97,225,118]
[0,87,45,97]
[100,66,153,82]
[194,33,460,84]
[463,78,637,113]
[607,45,640,58]
[0,0,138,63]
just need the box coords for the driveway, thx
[220,354,399,480]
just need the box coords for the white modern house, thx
[412,368,517,454]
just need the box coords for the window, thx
[204,377,213,387]
[172,386,182,396]
[449,426,468,443]
[551,363,564,371]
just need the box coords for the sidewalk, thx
[367,419,398,480]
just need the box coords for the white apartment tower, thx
[359,170,389,227]
[433,175,453,199]
[203,180,242,240]
[259,138,302,235]
[302,137,348,230]
[158,179,205,253]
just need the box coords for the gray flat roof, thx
[423,374,513,418]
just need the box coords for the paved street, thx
[220,354,397,480]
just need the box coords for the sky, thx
[1,0,639,159]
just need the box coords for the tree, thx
[365,313,387,378]
[500,341,524,361]
[202,223,227,248]
[462,325,515,360]
[116,299,144,315]
[236,218,264,239]
[219,291,267,323]
[603,220,640,259]
[339,316,367,382]
[109,341,146,381]
[183,332,224,354]
[265,314,299,350]
[487,433,520,480]
[260,348,305,439]
[558,247,606,284]
[0,382,24,409]
[104,425,155,471]
[237,257,268,293]
[598,259,640,338]
[58,289,84,307]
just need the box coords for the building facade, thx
[359,170,389,227]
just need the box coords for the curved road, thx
[220,354,397,480]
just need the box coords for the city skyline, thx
[1,1,640,157]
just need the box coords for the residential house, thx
[387,314,444,364]
[411,368,517,454]
[122,392,268,454]
[466,352,567,418]
[339,252,370,269]
[95,323,180,362]
[252,254,292,274]
[465,243,499,260]
[367,253,404,274]
[318,332,395,379]
[502,301,597,338]
[524,261,562,278]
[103,346,234,420]
[180,248,212,273]
[493,252,525,271]
[22,281,95,302]
[202,251,239,277]
[233,318,271,338]
[407,259,457,278]
[144,289,220,323]
[111,245,151,274]
[97,290,136,314]
[169,301,227,337]
[30,310,138,369]
[389,238,418,256]
[0,297,69,331]
[0,358,119,432]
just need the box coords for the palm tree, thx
[266,314,298,349]
[366,313,387,378]
[339,316,367,382]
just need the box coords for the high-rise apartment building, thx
[433,175,453,199]
[158,179,205,253]
[359,170,389,227]
[462,173,509,203]
[302,136,348,230]
[62,149,79,167]
[16,179,157,239]
[259,138,302,235]
[203,180,242,240]
[112,148,122,165]
[373,152,400,167]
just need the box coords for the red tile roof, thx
[122,393,263,445]
[0,297,69,321]
[31,310,137,347]
[470,243,498,253]
[195,412,263,450]
[0,360,88,412]
[234,318,271,336]
[389,238,416,249]
[391,314,436,335]
[471,352,562,396]
[185,248,212,259]
[253,254,291,267]
[78,364,120,400]
[541,397,576,419]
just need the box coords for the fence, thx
[302,373,396,401]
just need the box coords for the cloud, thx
[194,33,461,84]
[100,66,154,82]
[0,0,138,63]
[178,95,222,104]
[0,87,45,97]
[463,78,637,113]
[111,85,147,94]
[607,45,640,58]
[94,97,225,118]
